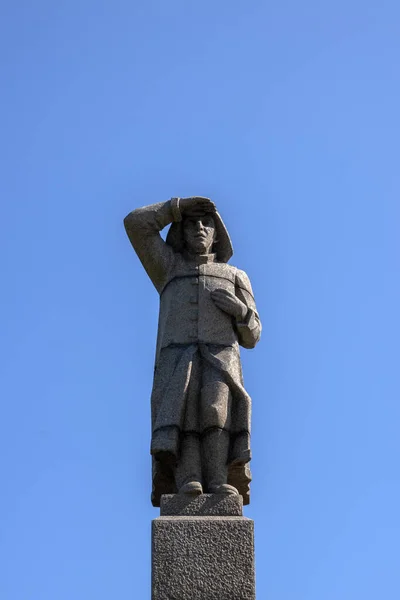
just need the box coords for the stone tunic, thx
[124,200,261,505]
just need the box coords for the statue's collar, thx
[183,251,217,265]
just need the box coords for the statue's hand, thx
[211,288,248,321]
[179,197,216,217]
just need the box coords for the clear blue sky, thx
[1,1,399,598]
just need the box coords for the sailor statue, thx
[124,196,261,506]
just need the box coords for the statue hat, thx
[166,208,233,263]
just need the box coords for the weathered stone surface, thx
[124,197,261,506]
[152,516,255,600]
[160,493,243,516]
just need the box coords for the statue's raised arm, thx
[124,200,175,292]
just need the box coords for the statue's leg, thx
[175,351,203,495]
[175,433,203,495]
[201,364,238,495]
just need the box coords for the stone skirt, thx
[150,343,252,506]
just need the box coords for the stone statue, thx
[124,197,261,506]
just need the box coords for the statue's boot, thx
[203,429,239,495]
[175,433,203,495]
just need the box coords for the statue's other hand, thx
[211,288,248,321]
[179,197,216,217]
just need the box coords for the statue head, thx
[166,206,234,263]
[182,213,217,255]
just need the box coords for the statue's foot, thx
[179,481,203,496]
[209,484,239,495]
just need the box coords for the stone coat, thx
[124,200,261,505]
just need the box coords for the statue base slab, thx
[160,492,244,516]
[152,495,255,600]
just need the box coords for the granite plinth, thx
[152,511,255,600]
[160,493,243,516]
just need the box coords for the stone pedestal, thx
[152,495,255,600]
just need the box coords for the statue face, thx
[183,214,216,255]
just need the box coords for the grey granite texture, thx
[160,493,243,516]
[152,516,255,600]
[124,197,261,506]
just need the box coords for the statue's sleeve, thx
[234,269,262,349]
[124,200,179,292]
